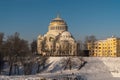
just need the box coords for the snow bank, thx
[101,57,120,77]
[0,57,120,80]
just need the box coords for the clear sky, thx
[0,0,120,42]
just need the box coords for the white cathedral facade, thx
[37,15,80,56]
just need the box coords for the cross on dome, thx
[57,13,60,18]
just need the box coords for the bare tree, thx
[0,32,4,45]
[0,32,49,75]
[31,40,37,54]
[84,35,97,50]
[36,56,48,73]
[61,57,73,70]
[3,32,30,75]
[0,32,4,74]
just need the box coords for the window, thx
[50,27,53,30]
[58,26,59,30]
[99,47,101,49]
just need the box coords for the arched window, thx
[53,27,54,30]
[56,26,57,30]
[59,26,61,30]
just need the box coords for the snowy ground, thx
[0,57,120,80]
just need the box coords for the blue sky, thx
[0,0,120,42]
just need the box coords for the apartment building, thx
[87,37,120,57]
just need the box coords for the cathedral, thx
[37,15,80,56]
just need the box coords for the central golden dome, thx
[50,15,67,26]
[48,15,68,32]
